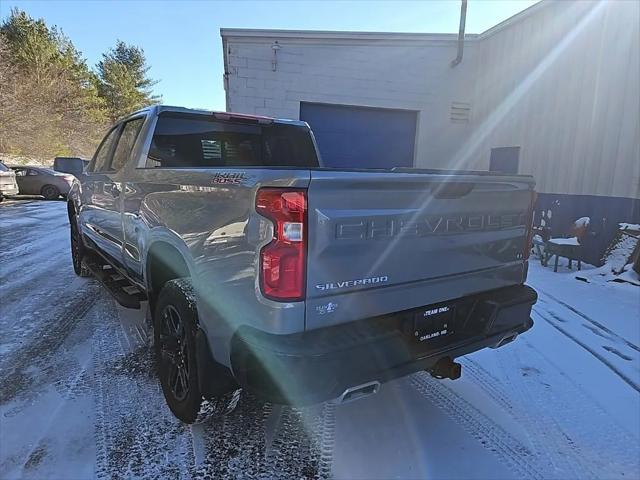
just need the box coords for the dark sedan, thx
[11,166,75,200]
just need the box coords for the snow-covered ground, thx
[1,200,639,479]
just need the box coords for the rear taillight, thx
[523,190,537,261]
[256,188,307,301]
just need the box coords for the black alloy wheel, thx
[153,278,203,423]
[159,304,190,401]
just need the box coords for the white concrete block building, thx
[221,0,639,263]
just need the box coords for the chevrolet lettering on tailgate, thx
[335,213,527,240]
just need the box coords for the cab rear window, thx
[146,113,319,168]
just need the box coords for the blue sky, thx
[2,0,538,110]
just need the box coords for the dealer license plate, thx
[413,304,454,342]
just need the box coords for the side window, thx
[111,118,145,172]
[27,169,39,176]
[91,127,119,173]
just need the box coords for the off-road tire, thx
[70,216,91,277]
[154,278,204,423]
[41,184,60,200]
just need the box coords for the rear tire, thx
[70,216,91,277]
[41,184,60,200]
[154,278,204,423]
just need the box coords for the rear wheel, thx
[154,279,204,423]
[70,217,91,277]
[152,278,240,423]
[41,184,60,200]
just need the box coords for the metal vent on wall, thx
[450,102,471,123]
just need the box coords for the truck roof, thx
[125,104,309,128]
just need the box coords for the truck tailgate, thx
[305,170,535,330]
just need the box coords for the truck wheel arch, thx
[145,241,193,312]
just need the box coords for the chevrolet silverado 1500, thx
[67,105,537,423]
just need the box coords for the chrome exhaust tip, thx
[334,381,381,405]
[491,332,518,349]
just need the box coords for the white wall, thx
[223,31,478,170]
[222,0,639,198]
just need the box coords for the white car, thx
[0,162,19,201]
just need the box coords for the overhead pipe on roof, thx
[451,0,468,67]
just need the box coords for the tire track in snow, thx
[500,339,640,478]
[316,402,337,479]
[264,402,336,479]
[536,288,640,353]
[192,395,334,479]
[463,357,598,479]
[408,372,545,480]
[0,283,99,405]
[192,393,272,479]
[9,291,98,476]
[92,300,195,480]
[532,309,640,393]
[17,353,93,478]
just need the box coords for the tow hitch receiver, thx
[429,356,462,380]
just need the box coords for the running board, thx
[85,255,146,309]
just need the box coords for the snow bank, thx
[619,223,640,231]
[613,268,640,286]
[575,224,639,286]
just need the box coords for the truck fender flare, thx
[143,229,198,302]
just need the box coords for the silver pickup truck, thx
[68,105,537,423]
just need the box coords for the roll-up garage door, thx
[300,102,417,169]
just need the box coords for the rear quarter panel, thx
[122,167,311,366]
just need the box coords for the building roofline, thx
[220,1,547,43]
[478,0,547,39]
[220,28,478,43]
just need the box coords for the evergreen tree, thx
[0,8,106,159]
[0,9,160,159]
[97,40,160,121]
